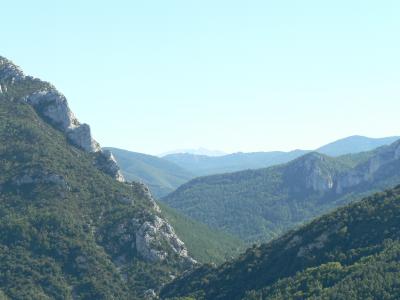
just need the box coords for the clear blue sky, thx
[2,1,400,155]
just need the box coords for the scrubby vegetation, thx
[162,185,400,299]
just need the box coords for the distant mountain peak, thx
[316,135,400,156]
[160,147,227,157]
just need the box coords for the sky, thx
[2,1,400,155]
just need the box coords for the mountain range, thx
[163,141,400,242]
[109,136,398,198]
[3,54,400,300]
[159,147,227,157]
[163,135,399,176]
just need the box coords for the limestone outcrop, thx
[26,90,101,152]
[336,140,400,193]
[24,89,125,181]
[129,182,194,263]
[135,215,195,264]
[288,153,335,193]
[0,56,125,182]
[286,141,400,196]
[105,182,195,264]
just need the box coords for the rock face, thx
[67,123,100,152]
[306,166,334,192]
[24,89,124,181]
[26,90,101,152]
[302,154,334,192]
[287,141,400,195]
[0,57,125,182]
[288,153,335,193]
[109,182,196,265]
[336,140,400,193]
[129,182,195,264]
[135,215,194,263]
[123,183,195,264]
[97,150,125,182]
[103,183,196,266]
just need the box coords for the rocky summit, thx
[0,56,124,182]
[0,56,195,299]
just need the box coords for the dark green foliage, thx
[105,147,194,198]
[0,63,190,299]
[244,241,400,299]
[159,202,244,264]
[161,185,400,300]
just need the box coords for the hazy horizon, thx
[107,134,400,157]
[2,1,400,155]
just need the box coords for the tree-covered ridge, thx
[162,143,400,243]
[161,185,400,300]
[244,240,400,299]
[0,57,195,299]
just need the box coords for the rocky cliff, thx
[293,141,400,195]
[286,142,400,195]
[0,56,124,182]
[0,55,197,265]
[336,140,400,193]
[286,152,335,193]
[0,55,196,298]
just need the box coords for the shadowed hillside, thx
[162,185,400,299]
